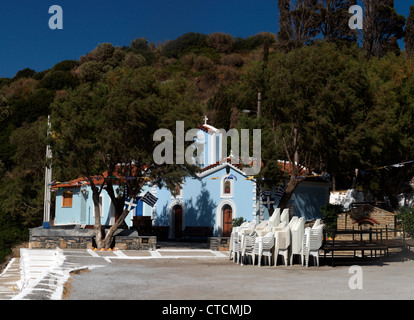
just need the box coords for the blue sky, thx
[0,0,411,79]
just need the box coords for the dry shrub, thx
[207,32,235,53]
[221,53,244,68]
[193,56,214,72]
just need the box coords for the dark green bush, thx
[320,203,343,230]
[163,33,208,58]
[39,70,79,91]
[398,207,414,237]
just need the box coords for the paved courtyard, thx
[66,251,414,300]
[2,245,413,301]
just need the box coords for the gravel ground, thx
[66,253,414,300]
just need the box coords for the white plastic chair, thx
[302,224,324,267]
[289,217,305,265]
[256,225,272,237]
[255,220,268,230]
[269,208,281,227]
[288,216,298,229]
[241,233,257,266]
[313,219,321,228]
[280,208,290,226]
[229,227,237,261]
[259,232,275,266]
[272,222,291,266]
[231,231,242,264]
[230,221,255,263]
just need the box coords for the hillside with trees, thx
[1,1,414,253]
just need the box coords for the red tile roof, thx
[198,125,219,134]
[51,170,124,189]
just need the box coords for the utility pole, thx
[43,115,52,229]
[257,92,261,118]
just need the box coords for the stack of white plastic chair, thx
[289,217,305,265]
[259,232,275,266]
[255,220,269,233]
[241,232,257,266]
[272,221,291,266]
[239,222,255,256]
[231,231,242,264]
[255,225,271,237]
[302,221,324,267]
[280,208,290,226]
[229,222,249,261]
[229,227,237,261]
[268,208,281,228]
[288,216,298,229]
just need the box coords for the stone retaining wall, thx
[29,226,156,250]
[115,236,156,250]
[208,237,230,251]
[29,236,93,249]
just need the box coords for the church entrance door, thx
[173,205,183,239]
[222,204,233,237]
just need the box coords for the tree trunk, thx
[277,178,303,209]
[93,193,104,249]
[267,195,274,216]
[102,208,131,249]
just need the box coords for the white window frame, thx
[171,184,183,199]
[220,174,234,198]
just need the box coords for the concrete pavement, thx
[2,246,414,300]
[0,247,228,300]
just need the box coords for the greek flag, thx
[275,185,286,198]
[141,192,158,207]
[124,198,139,212]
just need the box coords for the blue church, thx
[52,119,330,238]
[152,121,258,238]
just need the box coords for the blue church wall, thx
[152,165,255,237]
[54,184,152,227]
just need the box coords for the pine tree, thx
[277,0,320,49]
[277,0,292,50]
[362,0,405,58]
[290,0,320,46]
[404,6,414,58]
[318,0,358,44]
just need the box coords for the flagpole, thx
[43,115,52,229]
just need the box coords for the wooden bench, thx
[322,229,392,266]
[182,226,213,241]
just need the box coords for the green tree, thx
[51,67,201,249]
[362,0,405,58]
[404,6,414,58]
[129,37,155,64]
[318,0,358,43]
[288,0,320,47]
[263,42,371,208]
[278,0,292,51]
[0,118,49,229]
[345,54,414,207]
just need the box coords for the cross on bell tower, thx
[204,115,208,125]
